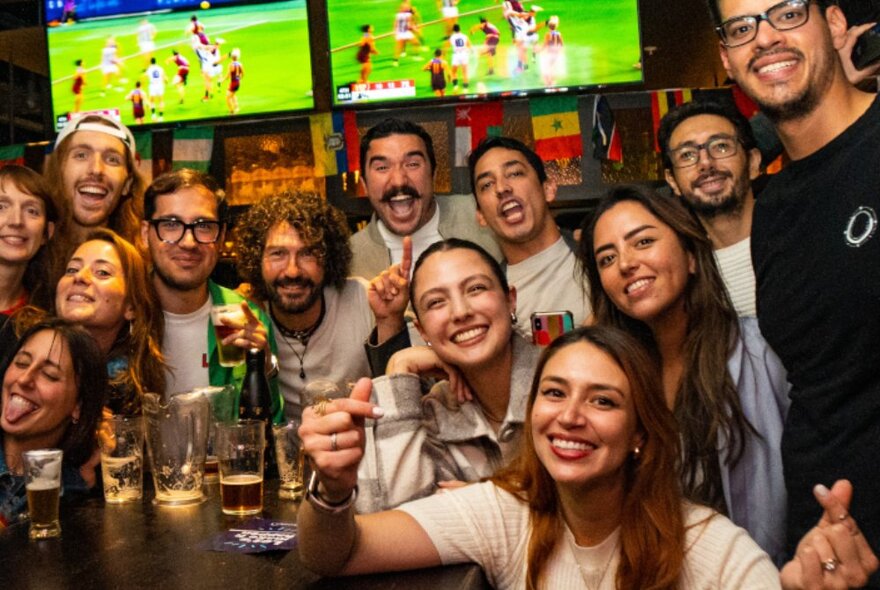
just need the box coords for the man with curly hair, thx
[236,192,380,420]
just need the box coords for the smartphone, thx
[852,24,880,70]
[531,311,575,347]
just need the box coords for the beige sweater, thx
[399,481,782,590]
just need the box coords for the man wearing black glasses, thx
[658,100,762,317]
[140,168,282,420]
[708,0,880,582]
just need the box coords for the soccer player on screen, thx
[423,48,450,96]
[224,48,243,115]
[538,15,563,86]
[166,50,190,104]
[145,57,167,121]
[137,18,158,67]
[188,15,210,49]
[438,0,460,37]
[470,17,500,75]
[448,24,471,92]
[100,36,123,90]
[196,42,223,101]
[126,81,146,124]
[357,24,379,84]
[71,59,85,113]
[392,1,424,66]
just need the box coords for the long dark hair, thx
[5,318,107,468]
[578,185,753,513]
[492,326,686,590]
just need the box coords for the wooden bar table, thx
[0,480,490,590]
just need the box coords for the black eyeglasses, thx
[668,135,741,168]
[716,0,812,48]
[148,218,222,244]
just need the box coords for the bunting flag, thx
[132,131,153,185]
[343,110,360,174]
[310,112,347,178]
[454,102,503,167]
[650,89,693,151]
[172,127,214,171]
[591,95,623,163]
[0,144,25,169]
[529,95,582,162]
[731,84,760,119]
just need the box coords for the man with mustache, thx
[141,169,283,420]
[708,0,880,578]
[235,192,383,421]
[659,101,761,317]
[351,118,501,280]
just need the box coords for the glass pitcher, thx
[143,391,209,506]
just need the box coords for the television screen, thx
[46,0,314,129]
[328,0,642,106]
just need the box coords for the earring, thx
[71,416,80,425]
[510,312,517,325]
[632,446,641,460]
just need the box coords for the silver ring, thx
[330,432,338,452]
[822,558,839,572]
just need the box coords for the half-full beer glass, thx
[23,449,63,539]
[216,420,264,516]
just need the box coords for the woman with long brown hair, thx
[296,326,782,588]
[53,228,165,414]
[579,185,789,563]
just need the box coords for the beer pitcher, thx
[143,391,210,506]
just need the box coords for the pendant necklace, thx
[272,297,325,380]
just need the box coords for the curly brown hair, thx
[234,192,352,302]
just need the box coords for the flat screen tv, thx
[46,0,314,129]
[327,0,642,106]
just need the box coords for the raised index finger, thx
[400,235,413,280]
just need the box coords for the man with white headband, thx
[43,114,144,246]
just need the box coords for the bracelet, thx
[305,471,358,514]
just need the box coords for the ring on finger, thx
[330,432,338,452]
[822,558,839,572]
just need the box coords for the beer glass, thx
[210,304,246,367]
[22,449,63,540]
[273,421,305,501]
[216,420,264,516]
[189,385,236,483]
[99,416,144,503]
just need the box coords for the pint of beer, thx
[216,420,265,515]
[210,305,247,367]
[22,449,63,539]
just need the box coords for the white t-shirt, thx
[377,204,442,279]
[506,236,589,340]
[274,278,374,421]
[162,297,212,397]
[400,481,781,590]
[714,237,757,318]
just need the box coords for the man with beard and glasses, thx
[659,101,762,317]
[708,0,880,579]
[141,169,283,420]
[235,192,386,421]
[351,118,501,281]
